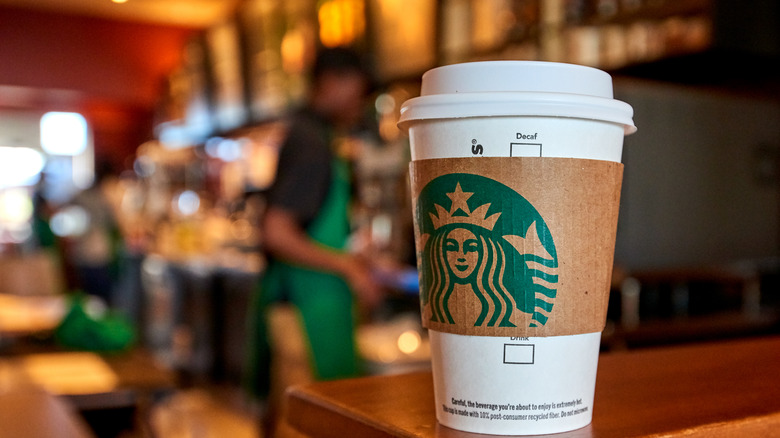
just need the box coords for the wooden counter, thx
[285,336,780,437]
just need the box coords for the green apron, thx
[245,156,359,398]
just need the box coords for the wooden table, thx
[285,336,780,437]
[0,293,66,339]
[0,349,176,408]
[0,349,177,437]
[0,389,94,438]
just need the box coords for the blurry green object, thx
[55,293,135,352]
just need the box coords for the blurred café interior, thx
[0,0,779,436]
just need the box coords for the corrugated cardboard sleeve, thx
[410,157,623,337]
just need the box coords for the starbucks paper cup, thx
[398,61,635,435]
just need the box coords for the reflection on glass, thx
[174,190,201,217]
[50,205,90,237]
[397,330,421,354]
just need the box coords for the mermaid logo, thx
[416,173,558,328]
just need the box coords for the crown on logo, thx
[430,182,501,231]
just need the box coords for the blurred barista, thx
[245,46,384,432]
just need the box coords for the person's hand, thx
[340,255,385,310]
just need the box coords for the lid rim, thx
[399,114,637,135]
[398,91,636,135]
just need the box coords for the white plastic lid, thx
[399,61,636,134]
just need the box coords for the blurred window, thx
[40,112,88,156]
[0,147,44,188]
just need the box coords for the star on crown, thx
[430,182,501,231]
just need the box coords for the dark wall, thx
[714,0,780,58]
[614,79,780,271]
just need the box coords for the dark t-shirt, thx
[266,108,334,228]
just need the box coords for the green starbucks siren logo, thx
[417,173,558,328]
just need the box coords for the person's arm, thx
[262,206,383,309]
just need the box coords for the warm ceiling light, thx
[112,0,128,4]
